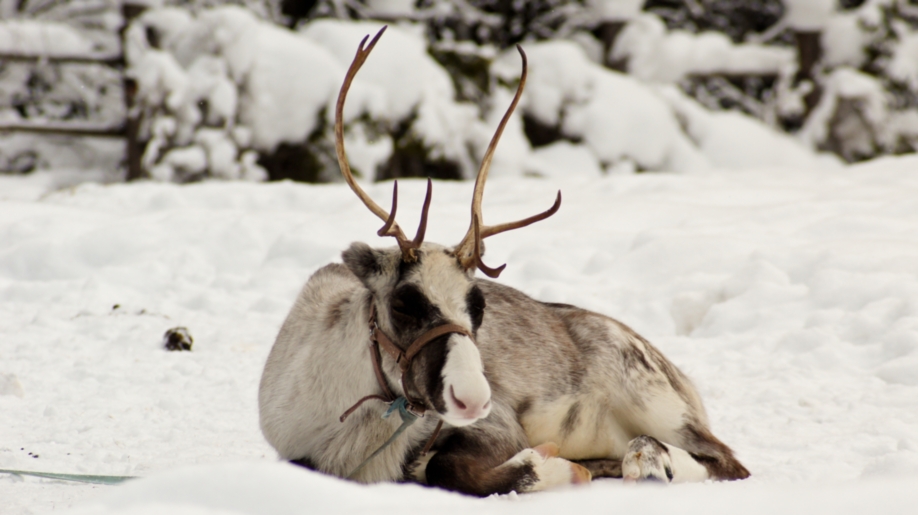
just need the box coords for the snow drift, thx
[2,155,918,513]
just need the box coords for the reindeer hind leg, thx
[677,423,750,481]
[621,427,750,484]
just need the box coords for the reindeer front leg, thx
[422,414,590,496]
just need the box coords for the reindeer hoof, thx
[509,445,592,492]
[533,442,560,458]
[622,436,673,484]
[570,462,592,484]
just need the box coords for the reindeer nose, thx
[449,384,491,419]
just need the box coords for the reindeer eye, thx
[391,303,414,320]
[466,285,485,330]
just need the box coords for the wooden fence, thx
[0,2,145,179]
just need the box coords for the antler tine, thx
[377,180,400,238]
[377,179,433,255]
[479,190,561,239]
[335,26,432,261]
[455,46,562,277]
[473,218,506,279]
[412,178,433,247]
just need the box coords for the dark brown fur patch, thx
[679,424,750,480]
[616,320,693,404]
[426,430,535,496]
[620,343,653,372]
[517,397,533,417]
[290,456,318,470]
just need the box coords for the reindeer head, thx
[336,27,560,427]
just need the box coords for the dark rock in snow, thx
[163,327,193,352]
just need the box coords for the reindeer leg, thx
[423,410,590,496]
[597,321,750,484]
[622,427,750,484]
[672,423,750,481]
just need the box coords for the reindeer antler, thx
[335,26,432,262]
[454,46,562,278]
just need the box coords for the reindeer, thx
[258,27,749,496]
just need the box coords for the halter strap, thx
[339,300,470,465]
[374,323,472,374]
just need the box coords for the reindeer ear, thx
[343,242,383,279]
[343,242,398,291]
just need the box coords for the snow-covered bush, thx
[637,0,918,162]
[126,7,490,182]
[0,0,887,179]
[491,40,832,174]
[803,0,918,160]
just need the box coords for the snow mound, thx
[68,461,918,515]
[3,157,918,512]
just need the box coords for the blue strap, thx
[346,396,419,479]
[0,468,136,485]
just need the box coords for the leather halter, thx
[339,302,473,455]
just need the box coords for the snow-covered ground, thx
[3,157,918,513]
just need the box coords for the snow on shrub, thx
[492,39,830,174]
[586,0,643,20]
[126,7,485,183]
[613,13,795,83]
[782,0,837,31]
[799,67,892,161]
[794,1,918,161]
[126,6,337,182]
[124,4,836,182]
[0,19,95,55]
[661,86,838,170]
[299,19,484,179]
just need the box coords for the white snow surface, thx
[3,158,918,513]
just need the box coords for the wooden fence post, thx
[121,2,147,181]
[794,30,822,116]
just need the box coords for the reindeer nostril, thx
[449,385,467,410]
[483,400,491,410]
